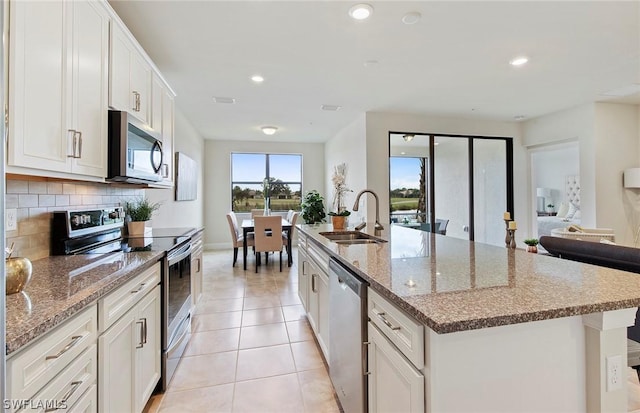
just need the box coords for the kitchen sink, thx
[319,231,387,244]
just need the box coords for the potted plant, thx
[328,210,351,230]
[123,196,161,236]
[301,190,326,224]
[546,203,555,213]
[329,163,352,230]
[524,238,539,253]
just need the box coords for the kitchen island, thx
[298,223,640,412]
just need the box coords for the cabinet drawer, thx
[368,288,424,369]
[8,305,97,402]
[307,239,329,275]
[68,384,97,413]
[298,232,307,249]
[19,345,97,413]
[98,262,160,332]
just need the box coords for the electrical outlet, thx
[6,208,17,231]
[606,355,623,392]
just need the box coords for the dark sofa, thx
[539,235,640,376]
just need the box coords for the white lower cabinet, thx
[368,322,424,413]
[98,264,161,413]
[6,305,98,413]
[191,230,204,308]
[306,252,330,360]
[297,245,310,311]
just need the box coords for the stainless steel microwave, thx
[107,110,164,184]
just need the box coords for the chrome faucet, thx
[352,189,384,232]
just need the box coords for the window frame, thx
[230,152,303,212]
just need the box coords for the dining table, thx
[241,218,293,270]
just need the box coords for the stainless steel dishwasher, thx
[329,258,368,413]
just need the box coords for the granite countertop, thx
[298,223,640,334]
[6,251,165,355]
[6,227,204,355]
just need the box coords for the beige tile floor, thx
[143,249,341,413]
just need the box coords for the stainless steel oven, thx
[162,241,192,390]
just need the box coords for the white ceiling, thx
[109,1,640,144]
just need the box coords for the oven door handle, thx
[167,312,191,352]
[168,244,191,266]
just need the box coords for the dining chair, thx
[436,219,449,235]
[226,212,254,267]
[283,211,299,258]
[253,215,283,272]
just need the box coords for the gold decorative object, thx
[6,257,33,295]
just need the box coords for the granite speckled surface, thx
[6,251,164,355]
[299,223,640,334]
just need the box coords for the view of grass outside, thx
[390,157,425,222]
[231,153,302,212]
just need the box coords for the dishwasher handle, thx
[329,258,366,297]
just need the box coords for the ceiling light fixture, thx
[349,4,373,20]
[321,104,342,111]
[251,75,264,83]
[261,126,278,135]
[514,115,526,121]
[402,11,421,25]
[402,134,415,142]
[213,97,235,104]
[509,56,529,67]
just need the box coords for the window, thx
[231,153,302,212]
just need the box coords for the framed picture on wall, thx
[175,152,197,201]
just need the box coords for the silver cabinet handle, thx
[311,273,317,293]
[132,91,141,111]
[44,380,82,412]
[161,163,169,178]
[131,283,146,294]
[376,312,401,331]
[46,335,82,360]
[67,129,78,158]
[76,130,82,158]
[142,317,148,344]
[136,320,144,348]
[301,261,307,275]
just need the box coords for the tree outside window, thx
[231,153,302,212]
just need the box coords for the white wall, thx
[204,140,324,249]
[361,112,527,243]
[595,103,639,245]
[146,108,205,230]
[324,114,367,225]
[523,102,640,246]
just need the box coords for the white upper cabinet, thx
[109,22,151,124]
[8,0,109,178]
[161,87,175,184]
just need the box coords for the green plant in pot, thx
[524,238,539,253]
[301,190,326,224]
[123,196,161,236]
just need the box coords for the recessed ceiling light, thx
[509,56,529,67]
[400,152,406,155]
[261,126,278,135]
[514,115,526,121]
[321,104,342,111]
[364,60,379,67]
[349,4,373,20]
[251,75,264,83]
[213,96,235,104]
[402,12,421,25]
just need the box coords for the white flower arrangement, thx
[331,163,352,214]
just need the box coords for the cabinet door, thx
[109,23,131,112]
[135,286,161,413]
[98,310,136,413]
[130,53,151,124]
[70,0,108,177]
[307,262,320,335]
[161,89,175,183]
[191,250,203,307]
[151,75,163,132]
[8,0,69,172]
[297,249,310,311]
[368,323,424,413]
[317,272,330,360]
